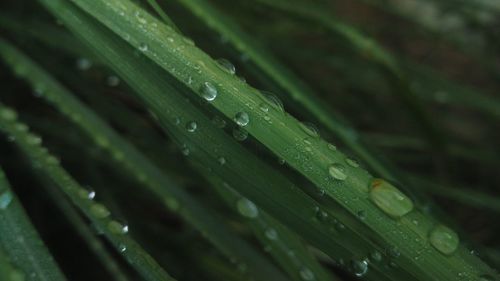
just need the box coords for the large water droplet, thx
[186,121,197,133]
[299,122,320,138]
[236,198,258,218]
[328,163,347,180]
[351,259,369,277]
[0,191,13,210]
[234,112,249,127]
[299,267,315,281]
[216,58,236,75]
[201,82,218,101]
[429,225,459,255]
[369,179,414,218]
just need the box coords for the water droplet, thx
[118,244,127,253]
[108,220,129,235]
[357,210,366,220]
[90,203,110,219]
[234,112,249,127]
[236,198,258,218]
[369,179,413,218]
[351,259,369,277]
[299,122,320,138]
[265,228,278,240]
[181,37,195,46]
[327,143,337,151]
[212,116,226,128]
[328,163,347,180]
[259,103,269,113]
[14,124,28,132]
[262,92,284,113]
[370,251,382,262]
[0,108,17,121]
[0,191,13,210]
[201,82,218,101]
[346,157,359,168]
[186,121,197,132]
[315,208,328,221]
[106,75,120,87]
[232,128,248,141]
[181,146,190,156]
[76,58,92,70]
[299,267,315,281]
[217,157,226,165]
[78,187,96,200]
[216,58,236,75]
[429,225,459,255]
[164,197,180,211]
[26,135,42,146]
[387,246,400,258]
[138,43,148,52]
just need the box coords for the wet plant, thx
[0,0,499,280]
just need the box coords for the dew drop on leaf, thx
[232,128,248,141]
[216,58,236,75]
[236,198,259,218]
[90,203,111,219]
[108,220,129,235]
[369,179,414,218]
[262,91,285,113]
[299,122,320,138]
[106,75,120,87]
[429,225,459,255]
[351,259,369,277]
[201,82,218,101]
[346,157,359,168]
[186,121,197,133]
[265,228,278,240]
[234,112,249,127]
[299,267,315,281]
[138,43,148,52]
[328,163,347,180]
[0,191,13,210]
[0,108,17,121]
[76,58,92,70]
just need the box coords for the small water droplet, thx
[259,103,269,113]
[212,116,226,128]
[351,259,369,277]
[262,91,284,113]
[90,203,110,219]
[299,122,320,138]
[346,157,359,168]
[217,157,226,165]
[234,112,249,127]
[328,163,347,180]
[182,37,195,46]
[357,210,366,220]
[216,58,236,75]
[429,225,459,255]
[0,191,13,210]
[327,143,337,151]
[181,145,190,156]
[315,208,328,221]
[265,228,278,240]
[164,197,180,211]
[201,82,218,101]
[138,43,148,52]
[186,121,197,132]
[108,220,129,235]
[370,251,382,262]
[26,135,42,146]
[0,108,17,121]
[118,244,127,253]
[232,128,248,141]
[299,267,315,281]
[369,179,414,218]
[236,198,259,218]
[78,187,96,200]
[106,75,120,87]
[76,58,92,70]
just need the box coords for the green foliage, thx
[0,0,499,280]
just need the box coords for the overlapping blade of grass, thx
[204,173,338,281]
[37,174,131,281]
[0,106,176,281]
[57,0,497,280]
[0,38,289,281]
[171,0,443,185]
[37,1,405,280]
[0,167,67,281]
